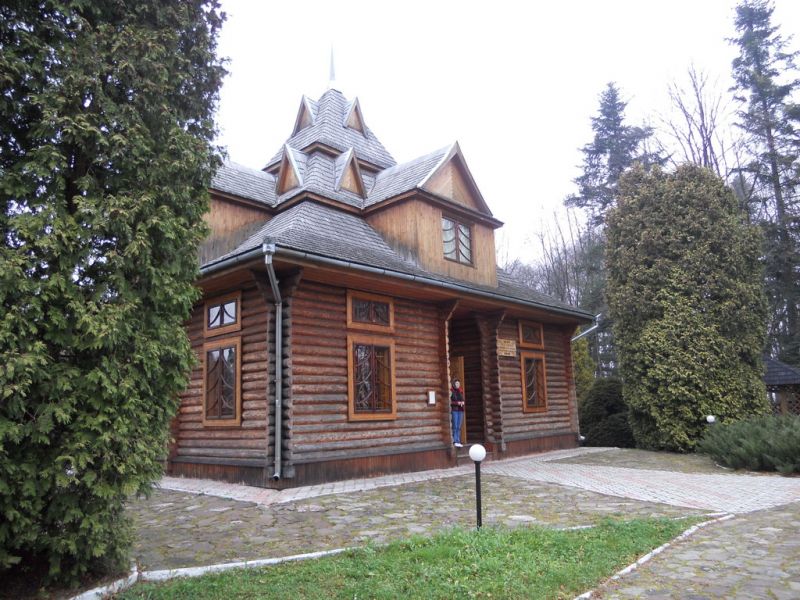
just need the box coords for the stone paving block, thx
[141,448,800,599]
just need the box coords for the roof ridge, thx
[222,160,275,180]
[374,145,451,179]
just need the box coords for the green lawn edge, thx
[118,517,699,600]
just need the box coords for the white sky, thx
[215,0,800,265]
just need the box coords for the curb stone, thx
[68,548,351,600]
[573,514,735,599]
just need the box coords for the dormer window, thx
[442,216,472,264]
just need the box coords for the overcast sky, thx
[215,0,800,264]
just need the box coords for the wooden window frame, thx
[204,291,242,338]
[202,336,243,427]
[518,320,544,349]
[441,215,474,266]
[346,290,395,333]
[347,334,397,422]
[520,350,548,413]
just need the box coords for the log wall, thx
[290,280,448,465]
[497,319,577,441]
[170,285,272,469]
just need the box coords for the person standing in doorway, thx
[450,378,465,448]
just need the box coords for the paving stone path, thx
[590,501,800,599]
[130,470,700,570]
[486,457,800,513]
[126,447,800,598]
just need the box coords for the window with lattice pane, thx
[521,351,547,412]
[203,337,241,426]
[347,335,396,420]
[442,216,472,264]
[347,291,394,333]
[204,291,241,337]
[518,320,544,349]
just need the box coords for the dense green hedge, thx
[0,1,224,585]
[606,165,769,452]
[697,415,800,474]
[579,377,635,448]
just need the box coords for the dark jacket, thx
[450,387,465,411]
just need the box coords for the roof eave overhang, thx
[199,244,592,323]
[209,188,277,212]
[364,189,504,229]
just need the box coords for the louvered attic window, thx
[442,216,472,265]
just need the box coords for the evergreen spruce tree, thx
[0,1,225,583]
[566,82,663,227]
[564,83,663,376]
[730,0,800,366]
[607,165,769,452]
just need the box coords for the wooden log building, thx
[168,87,593,487]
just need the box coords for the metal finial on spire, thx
[327,45,336,90]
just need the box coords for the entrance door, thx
[450,356,466,444]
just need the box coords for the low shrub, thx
[696,415,800,474]
[579,377,635,448]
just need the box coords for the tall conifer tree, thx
[730,0,800,365]
[0,1,225,583]
[566,82,663,227]
[564,83,663,375]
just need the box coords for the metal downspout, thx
[571,314,602,342]
[262,240,283,480]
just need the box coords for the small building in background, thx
[765,356,800,416]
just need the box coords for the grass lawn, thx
[118,517,695,600]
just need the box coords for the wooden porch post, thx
[475,311,506,453]
[438,300,460,455]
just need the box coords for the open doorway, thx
[449,318,485,444]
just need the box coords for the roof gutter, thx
[571,314,603,342]
[200,246,593,322]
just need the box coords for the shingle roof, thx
[364,146,450,206]
[206,201,420,274]
[275,152,366,208]
[211,161,276,206]
[266,89,396,171]
[764,356,800,387]
[202,200,591,319]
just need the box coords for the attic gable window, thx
[442,216,472,264]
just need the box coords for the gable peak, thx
[343,98,367,135]
[419,142,492,216]
[292,96,317,135]
[276,145,305,195]
[334,148,366,198]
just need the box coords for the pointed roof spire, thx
[327,45,337,90]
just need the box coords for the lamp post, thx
[469,444,486,529]
[706,415,716,425]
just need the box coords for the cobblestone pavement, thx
[547,447,734,474]
[590,501,800,599]
[130,448,800,598]
[130,471,701,570]
[484,454,800,513]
